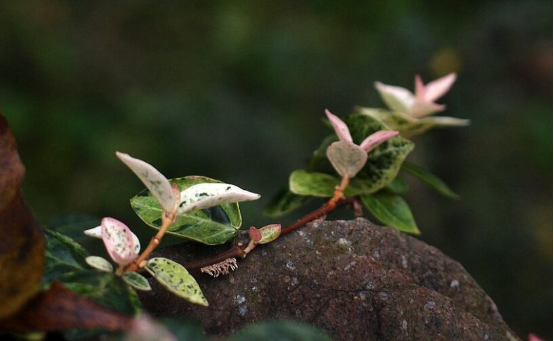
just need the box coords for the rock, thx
[140,218,519,341]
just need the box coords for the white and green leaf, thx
[116,152,176,213]
[374,82,415,114]
[326,141,367,178]
[123,272,152,291]
[146,258,208,307]
[357,107,469,137]
[177,183,259,215]
[131,176,243,245]
[360,192,420,234]
[258,224,281,244]
[85,256,113,272]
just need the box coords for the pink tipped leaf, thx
[325,109,353,143]
[85,225,141,254]
[411,99,446,118]
[116,152,176,213]
[359,130,399,153]
[421,73,456,102]
[101,217,138,266]
[414,75,426,101]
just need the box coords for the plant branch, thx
[185,176,351,272]
[124,213,174,273]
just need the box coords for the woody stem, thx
[124,212,174,273]
[184,176,351,271]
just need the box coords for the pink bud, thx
[325,109,353,143]
[249,226,262,243]
[359,130,399,152]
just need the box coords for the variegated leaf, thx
[123,272,152,291]
[101,217,138,266]
[146,257,208,306]
[131,176,243,245]
[177,183,260,215]
[116,152,176,213]
[85,256,113,272]
[357,107,469,137]
[374,82,415,114]
[84,225,141,254]
[258,224,281,244]
[326,141,367,178]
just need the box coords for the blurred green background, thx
[1,0,551,338]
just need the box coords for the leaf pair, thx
[117,152,260,216]
[118,152,260,245]
[325,109,398,179]
[83,218,151,291]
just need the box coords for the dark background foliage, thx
[0,0,551,338]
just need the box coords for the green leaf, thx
[264,189,313,217]
[357,107,469,137]
[289,170,384,198]
[58,270,142,316]
[386,176,409,194]
[228,321,332,341]
[345,112,414,192]
[123,272,152,291]
[85,256,113,272]
[131,176,242,245]
[360,192,420,234]
[43,228,89,285]
[146,257,208,307]
[402,162,460,199]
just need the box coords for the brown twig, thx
[185,176,351,271]
[124,213,175,273]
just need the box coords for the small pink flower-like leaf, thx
[359,130,399,153]
[326,140,368,178]
[101,217,138,266]
[325,109,353,143]
[116,152,176,213]
[423,73,456,102]
[412,99,446,117]
[249,226,262,243]
[414,75,426,101]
